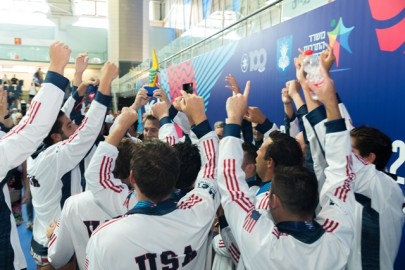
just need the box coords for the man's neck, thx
[136,192,170,204]
[275,213,314,225]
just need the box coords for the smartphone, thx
[182,82,194,94]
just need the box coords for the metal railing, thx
[0,44,107,64]
[117,0,328,97]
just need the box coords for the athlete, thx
[300,47,404,270]
[86,91,220,270]
[48,136,137,270]
[0,41,71,270]
[217,77,356,269]
[27,61,117,269]
[215,131,303,268]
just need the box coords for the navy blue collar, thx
[246,176,261,188]
[246,176,256,184]
[276,220,324,244]
[126,198,177,216]
[31,143,50,159]
[256,181,271,196]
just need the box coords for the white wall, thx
[1,64,101,92]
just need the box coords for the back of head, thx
[214,121,225,129]
[131,141,180,202]
[242,142,257,164]
[113,138,137,181]
[272,166,318,218]
[43,110,65,145]
[266,130,303,167]
[350,125,392,171]
[173,142,201,189]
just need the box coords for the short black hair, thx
[242,142,257,164]
[272,166,318,217]
[173,142,201,189]
[265,130,303,167]
[350,125,392,171]
[113,138,137,180]
[144,114,159,124]
[131,140,180,201]
[43,110,65,145]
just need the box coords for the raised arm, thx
[294,48,322,113]
[314,69,355,252]
[85,107,138,217]
[225,74,242,95]
[55,62,116,176]
[0,42,70,179]
[245,106,278,139]
[217,82,276,269]
[130,88,149,111]
[61,53,88,115]
[178,90,220,207]
[167,96,195,144]
[301,45,341,188]
[73,52,88,87]
[152,101,179,145]
[281,82,300,138]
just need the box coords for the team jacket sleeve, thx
[0,71,67,180]
[61,90,85,124]
[85,141,132,217]
[285,114,300,138]
[317,119,355,249]
[211,235,234,270]
[217,124,277,269]
[177,121,221,228]
[54,92,111,176]
[212,233,231,257]
[193,120,218,182]
[304,101,353,191]
[169,107,192,135]
[255,118,278,139]
[61,95,75,117]
[158,116,179,145]
[218,216,241,265]
[336,94,354,131]
[48,198,75,269]
[303,106,328,190]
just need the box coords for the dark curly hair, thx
[265,130,303,167]
[350,125,392,171]
[131,140,180,202]
[173,142,201,189]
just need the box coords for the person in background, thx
[0,41,71,270]
[29,81,37,102]
[10,75,19,85]
[28,60,116,270]
[33,67,44,88]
